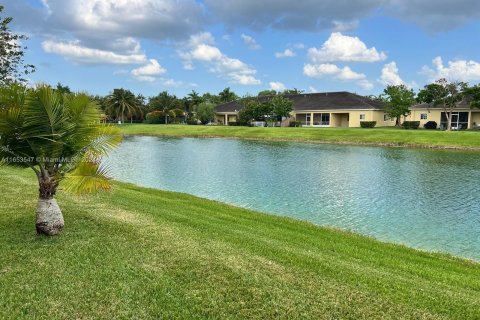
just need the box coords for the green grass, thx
[1,166,479,319]
[120,124,480,150]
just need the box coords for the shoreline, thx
[122,132,480,151]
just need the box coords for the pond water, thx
[105,136,480,260]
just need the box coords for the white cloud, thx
[308,86,318,93]
[275,49,296,58]
[131,59,166,81]
[191,44,223,61]
[39,0,205,42]
[180,32,261,85]
[303,63,373,90]
[420,56,480,82]
[379,62,404,86]
[241,34,261,50]
[308,32,386,63]
[42,40,147,64]
[269,81,286,91]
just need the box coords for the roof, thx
[215,91,385,113]
[410,100,474,110]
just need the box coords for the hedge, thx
[360,121,376,128]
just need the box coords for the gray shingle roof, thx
[215,91,385,113]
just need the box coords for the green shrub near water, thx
[360,121,377,128]
[403,121,421,129]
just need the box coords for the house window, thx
[384,114,389,121]
[359,114,365,120]
[420,113,428,120]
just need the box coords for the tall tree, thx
[0,5,35,84]
[464,84,480,109]
[148,91,181,124]
[417,79,467,131]
[187,90,203,111]
[269,95,293,123]
[381,85,416,127]
[195,102,216,125]
[219,87,238,103]
[0,84,122,235]
[105,88,142,123]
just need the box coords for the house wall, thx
[406,109,443,127]
[407,109,480,129]
[330,113,349,128]
[471,112,480,128]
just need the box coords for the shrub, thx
[402,121,420,129]
[289,121,302,127]
[228,121,248,126]
[145,111,164,124]
[186,119,199,125]
[360,121,376,128]
[424,121,437,130]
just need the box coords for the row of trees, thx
[380,80,480,131]
[92,87,240,124]
[94,87,304,125]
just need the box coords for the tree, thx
[195,102,216,125]
[187,90,203,111]
[0,84,122,235]
[55,82,72,95]
[148,91,181,124]
[105,88,142,123]
[381,85,416,127]
[0,5,35,84]
[270,95,293,121]
[258,89,277,96]
[282,88,304,95]
[237,97,271,125]
[417,79,467,131]
[219,87,238,103]
[464,85,480,109]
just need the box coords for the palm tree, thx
[105,88,141,123]
[0,84,122,235]
[219,87,238,103]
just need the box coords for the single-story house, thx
[405,101,480,130]
[215,91,396,128]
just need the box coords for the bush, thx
[424,121,437,130]
[289,121,302,127]
[402,121,420,129]
[228,121,248,126]
[360,121,376,128]
[145,111,164,124]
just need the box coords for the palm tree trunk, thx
[35,171,64,235]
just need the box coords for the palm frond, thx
[62,160,114,194]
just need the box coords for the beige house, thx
[405,101,480,129]
[216,92,396,128]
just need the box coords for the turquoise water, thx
[106,136,480,260]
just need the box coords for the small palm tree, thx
[0,84,122,235]
[105,88,141,123]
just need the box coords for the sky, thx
[3,0,480,98]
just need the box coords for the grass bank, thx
[120,124,480,150]
[1,166,479,319]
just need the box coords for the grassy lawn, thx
[0,166,479,319]
[120,124,480,150]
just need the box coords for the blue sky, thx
[3,0,480,98]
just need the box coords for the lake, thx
[105,136,480,260]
